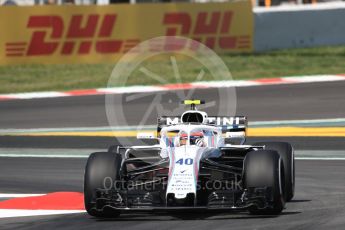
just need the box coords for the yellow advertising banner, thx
[0,2,253,65]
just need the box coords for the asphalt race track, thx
[0,158,345,230]
[0,81,344,128]
[0,81,344,229]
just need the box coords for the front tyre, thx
[254,142,295,201]
[84,152,122,218]
[244,150,285,215]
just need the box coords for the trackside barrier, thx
[254,3,345,51]
[0,1,253,65]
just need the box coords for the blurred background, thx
[0,0,341,7]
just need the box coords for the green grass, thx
[0,46,345,94]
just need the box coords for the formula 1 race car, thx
[84,100,295,217]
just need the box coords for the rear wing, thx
[157,116,247,137]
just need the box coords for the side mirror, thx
[137,132,156,140]
[224,131,246,145]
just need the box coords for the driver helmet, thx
[190,131,205,146]
[179,132,188,146]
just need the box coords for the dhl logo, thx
[163,12,250,50]
[5,11,251,57]
[5,14,140,57]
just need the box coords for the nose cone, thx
[166,146,204,201]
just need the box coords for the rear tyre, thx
[244,150,285,215]
[254,142,295,201]
[84,152,122,218]
[108,145,119,153]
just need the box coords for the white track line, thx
[0,154,90,158]
[0,194,45,198]
[1,74,345,101]
[296,157,345,160]
[0,153,344,160]
[250,118,345,126]
[0,209,85,218]
[1,118,344,134]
